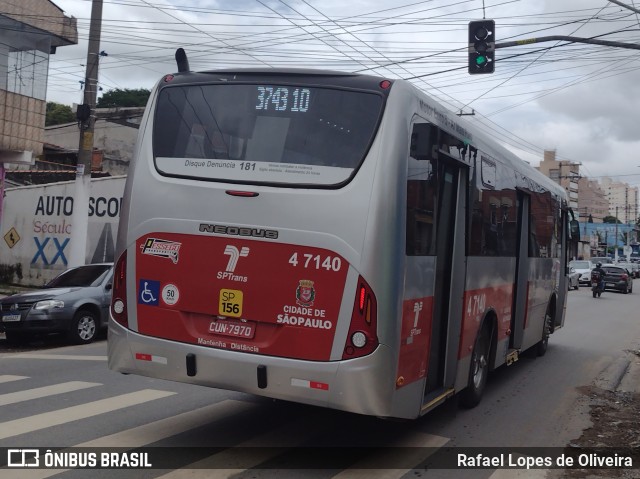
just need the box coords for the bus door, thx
[510,192,529,350]
[425,157,467,397]
[403,122,467,404]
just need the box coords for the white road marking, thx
[0,374,29,384]
[330,432,450,479]
[0,389,176,440]
[489,468,548,478]
[0,381,101,406]
[1,399,255,479]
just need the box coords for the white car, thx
[569,260,594,286]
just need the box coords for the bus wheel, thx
[460,325,490,408]
[535,310,552,357]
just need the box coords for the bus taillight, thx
[343,276,378,359]
[111,250,128,328]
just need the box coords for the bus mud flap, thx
[257,365,268,389]
[186,353,197,377]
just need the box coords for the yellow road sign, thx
[3,227,20,248]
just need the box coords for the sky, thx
[46,0,640,188]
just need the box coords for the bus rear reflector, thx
[111,250,128,328]
[342,276,378,359]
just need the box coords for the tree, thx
[97,88,150,108]
[603,216,621,224]
[46,102,75,126]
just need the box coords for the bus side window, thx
[410,123,436,161]
[406,139,436,257]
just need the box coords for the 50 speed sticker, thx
[219,289,243,318]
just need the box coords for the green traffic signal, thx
[468,19,495,74]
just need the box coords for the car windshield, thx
[45,265,112,288]
[570,261,591,269]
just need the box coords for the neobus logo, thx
[199,223,279,239]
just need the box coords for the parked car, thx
[0,263,113,344]
[569,260,593,286]
[567,267,579,290]
[600,265,633,294]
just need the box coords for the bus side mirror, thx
[410,123,435,161]
[570,219,580,241]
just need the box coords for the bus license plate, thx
[2,313,21,322]
[209,319,255,339]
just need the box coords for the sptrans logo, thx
[217,245,249,282]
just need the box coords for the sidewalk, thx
[618,349,640,395]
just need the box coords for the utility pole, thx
[68,0,103,267]
[615,206,619,262]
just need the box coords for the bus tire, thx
[535,309,552,357]
[460,324,491,408]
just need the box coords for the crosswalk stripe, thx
[489,468,548,478]
[330,431,449,479]
[0,381,101,406]
[155,411,335,478]
[2,399,255,479]
[4,353,107,361]
[155,414,450,478]
[0,375,29,384]
[0,389,176,440]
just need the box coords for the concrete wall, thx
[45,118,139,171]
[0,176,126,286]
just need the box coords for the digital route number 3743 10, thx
[219,289,243,318]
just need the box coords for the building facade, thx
[536,149,580,212]
[577,177,609,223]
[0,0,77,164]
[0,0,78,241]
[601,177,639,225]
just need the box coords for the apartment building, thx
[601,177,639,225]
[536,149,580,211]
[577,178,609,223]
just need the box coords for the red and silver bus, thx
[108,53,579,419]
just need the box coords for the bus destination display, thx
[256,86,310,112]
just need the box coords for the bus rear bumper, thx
[108,319,397,417]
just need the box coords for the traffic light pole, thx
[495,35,640,51]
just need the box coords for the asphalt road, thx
[1,285,639,479]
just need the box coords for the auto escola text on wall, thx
[32,195,122,266]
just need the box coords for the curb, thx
[617,350,640,395]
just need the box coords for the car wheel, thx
[68,309,98,344]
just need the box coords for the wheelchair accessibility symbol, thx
[139,279,160,306]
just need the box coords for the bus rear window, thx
[153,84,384,186]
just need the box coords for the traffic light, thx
[468,20,495,74]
